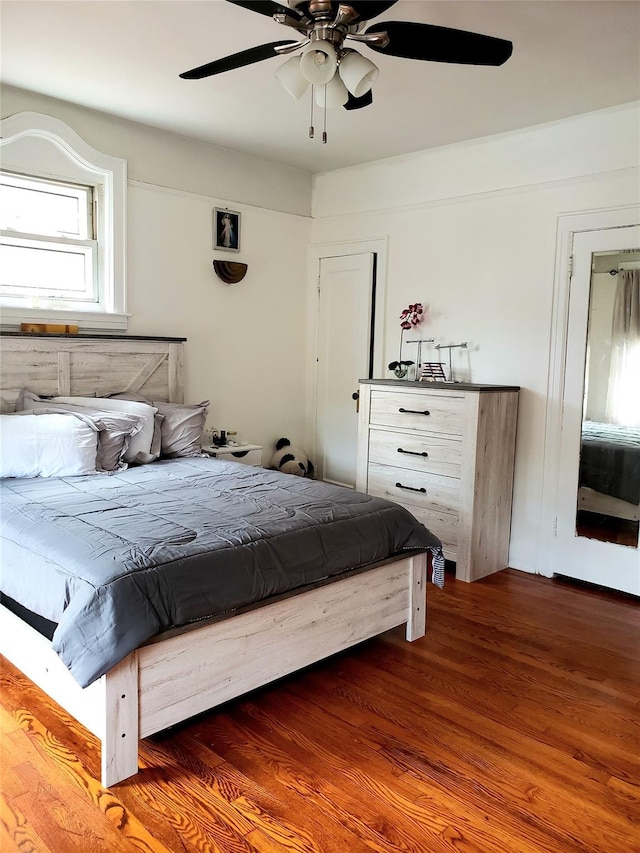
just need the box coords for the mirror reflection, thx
[577,250,640,548]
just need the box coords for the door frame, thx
[539,205,640,578]
[305,238,388,465]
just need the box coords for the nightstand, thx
[202,444,262,466]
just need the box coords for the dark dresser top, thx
[359,379,520,392]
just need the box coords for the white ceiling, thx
[1,1,639,174]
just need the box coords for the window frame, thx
[1,171,100,306]
[0,112,128,330]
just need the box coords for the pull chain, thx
[309,86,315,139]
[309,85,329,143]
[322,84,328,144]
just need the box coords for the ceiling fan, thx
[180,0,513,142]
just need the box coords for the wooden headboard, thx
[0,334,185,412]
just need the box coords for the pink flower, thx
[399,303,423,330]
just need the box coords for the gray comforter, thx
[579,421,640,504]
[1,457,443,687]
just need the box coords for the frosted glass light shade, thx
[314,75,349,108]
[274,55,309,100]
[338,50,379,97]
[300,40,337,85]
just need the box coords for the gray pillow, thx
[154,400,209,458]
[16,389,144,472]
[107,393,208,458]
[102,392,164,461]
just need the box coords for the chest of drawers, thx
[356,380,519,582]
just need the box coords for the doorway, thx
[316,252,374,487]
[311,239,387,488]
[551,223,640,595]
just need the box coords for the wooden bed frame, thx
[578,485,640,522]
[0,333,428,788]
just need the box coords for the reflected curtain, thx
[606,269,640,426]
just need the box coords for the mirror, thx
[576,249,640,547]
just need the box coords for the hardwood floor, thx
[1,568,639,853]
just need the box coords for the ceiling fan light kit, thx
[181,0,513,143]
[300,39,338,84]
[274,54,309,99]
[338,49,378,98]
[314,74,349,108]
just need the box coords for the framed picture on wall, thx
[213,208,240,252]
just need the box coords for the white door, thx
[554,225,640,595]
[316,253,375,487]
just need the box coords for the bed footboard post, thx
[101,653,139,787]
[406,551,427,641]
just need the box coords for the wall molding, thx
[128,178,311,222]
[312,166,638,222]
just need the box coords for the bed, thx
[578,421,640,522]
[0,333,443,788]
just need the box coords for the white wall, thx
[126,181,310,452]
[1,86,313,457]
[1,85,311,217]
[311,102,640,574]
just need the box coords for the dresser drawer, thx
[370,390,465,436]
[369,428,462,478]
[368,462,460,515]
[399,503,458,558]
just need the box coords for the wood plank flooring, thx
[1,568,639,853]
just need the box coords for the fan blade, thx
[344,89,373,110]
[346,1,398,22]
[226,0,304,19]
[180,41,299,79]
[365,21,513,66]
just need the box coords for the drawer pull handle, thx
[396,482,427,494]
[397,448,429,458]
[399,407,431,416]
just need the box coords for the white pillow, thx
[51,395,158,463]
[0,413,98,478]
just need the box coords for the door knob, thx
[352,390,359,413]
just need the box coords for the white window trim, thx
[0,112,128,330]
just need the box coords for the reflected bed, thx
[579,421,640,521]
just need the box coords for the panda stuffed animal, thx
[269,437,314,478]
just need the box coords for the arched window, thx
[0,112,127,330]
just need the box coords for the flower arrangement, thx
[388,303,424,378]
[400,303,424,330]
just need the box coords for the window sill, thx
[0,306,129,332]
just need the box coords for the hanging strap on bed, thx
[430,546,445,589]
